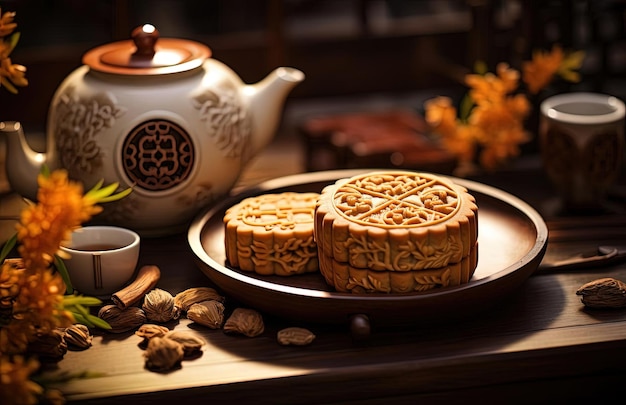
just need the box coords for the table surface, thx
[39,137,626,404]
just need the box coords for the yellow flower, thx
[0,355,43,405]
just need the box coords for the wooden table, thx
[41,143,626,404]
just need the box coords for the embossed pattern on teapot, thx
[1,25,304,236]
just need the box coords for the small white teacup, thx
[60,226,140,297]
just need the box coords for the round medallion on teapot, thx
[122,119,194,191]
[2,22,304,236]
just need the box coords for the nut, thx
[174,287,224,312]
[187,300,225,329]
[142,288,180,323]
[277,327,316,346]
[144,336,184,371]
[27,329,68,359]
[135,324,170,340]
[576,277,626,308]
[223,308,264,337]
[164,330,205,356]
[98,305,147,333]
[64,324,93,350]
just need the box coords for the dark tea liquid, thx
[72,244,123,251]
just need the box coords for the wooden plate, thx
[188,170,548,331]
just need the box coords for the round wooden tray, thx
[188,170,548,332]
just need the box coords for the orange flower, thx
[0,8,27,94]
[425,44,583,173]
[16,170,101,272]
[0,9,17,38]
[424,97,477,165]
[424,96,458,136]
[440,124,478,164]
[522,45,565,94]
[0,268,73,355]
[0,57,28,87]
[466,63,520,106]
[0,355,43,405]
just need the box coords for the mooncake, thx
[315,171,478,293]
[224,192,320,276]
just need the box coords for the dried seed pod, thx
[223,308,264,337]
[277,327,316,346]
[98,305,147,333]
[144,336,184,371]
[576,277,626,308]
[135,324,170,340]
[142,288,180,323]
[164,330,205,355]
[0,258,23,309]
[187,300,225,329]
[174,287,224,312]
[64,324,93,350]
[27,329,68,359]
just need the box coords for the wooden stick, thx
[111,265,161,309]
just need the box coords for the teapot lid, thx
[82,24,211,75]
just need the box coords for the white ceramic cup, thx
[539,92,625,211]
[60,226,140,296]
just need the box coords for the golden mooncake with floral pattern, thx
[224,192,320,276]
[315,171,478,293]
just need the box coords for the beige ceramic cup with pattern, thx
[60,226,140,297]
[539,92,625,212]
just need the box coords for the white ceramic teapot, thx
[0,25,304,236]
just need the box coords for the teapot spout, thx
[0,121,47,201]
[243,67,304,158]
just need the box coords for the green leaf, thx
[97,186,133,203]
[63,295,111,330]
[62,295,102,307]
[34,369,107,385]
[70,306,111,330]
[86,179,104,194]
[459,93,475,123]
[473,60,488,75]
[6,32,20,55]
[70,311,93,327]
[0,233,18,263]
[40,163,51,178]
[55,255,74,294]
[84,181,132,203]
[84,313,111,330]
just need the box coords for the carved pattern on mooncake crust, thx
[318,243,478,294]
[224,192,320,276]
[333,173,460,226]
[315,172,478,272]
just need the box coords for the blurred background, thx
[1,0,625,174]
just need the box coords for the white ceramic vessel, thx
[1,25,304,236]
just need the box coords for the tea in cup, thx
[60,226,140,296]
[539,92,625,212]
